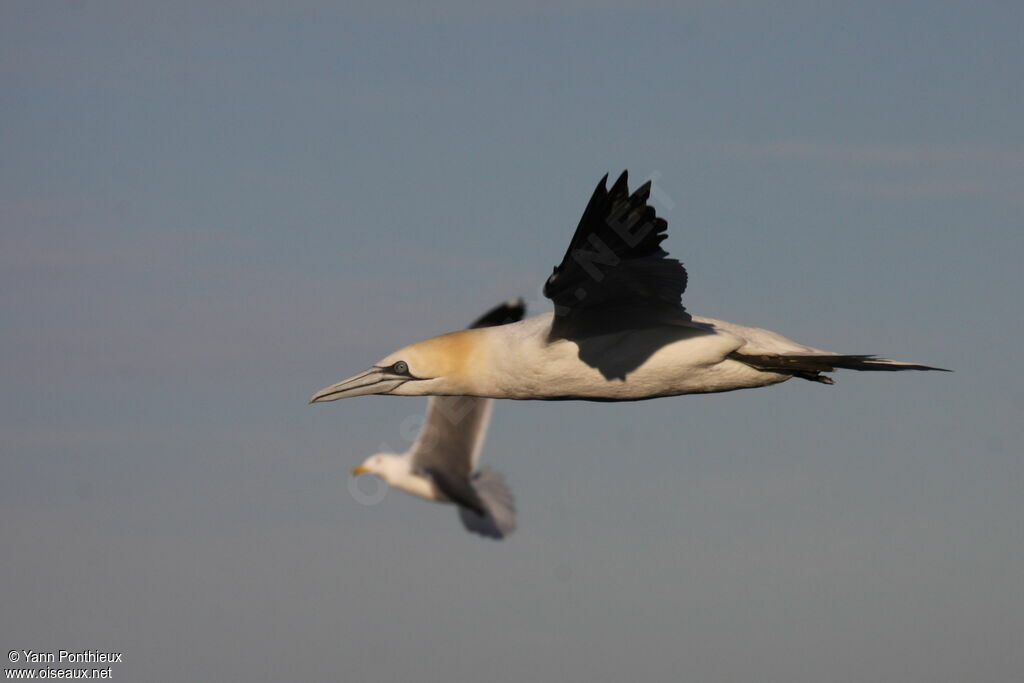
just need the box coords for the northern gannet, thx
[311,172,946,404]
[350,300,524,539]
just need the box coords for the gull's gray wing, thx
[409,298,525,515]
[410,395,493,486]
[543,171,692,340]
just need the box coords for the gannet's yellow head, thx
[309,328,489,403]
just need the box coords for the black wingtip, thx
[468,298,527,329]
[544,170,690,336]
[609,170,629,198]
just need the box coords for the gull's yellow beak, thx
[351,465,371,476]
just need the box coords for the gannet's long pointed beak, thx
[310,367,405,403]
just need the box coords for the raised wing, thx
[543,171,691,339]
[409,395,493,483]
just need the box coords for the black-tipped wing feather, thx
[544,171,691,339]
[458,467,517,539]
[468,298,526,329]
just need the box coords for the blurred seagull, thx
[311,171,946,405]
[350,300,524,539]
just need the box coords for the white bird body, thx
[353,392,518,540]
[364,453,443,502]
[312,172,944,407]
[469,313,796,400]
[353,395,517,539]
[360,313,868,402]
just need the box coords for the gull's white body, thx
[360,394,493,502]
[356,395,491,501]
[364,453,442,502]
[353,393,517,539]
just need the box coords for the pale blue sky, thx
[2,2,1022,682]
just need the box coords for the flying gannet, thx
[311,171,946,405]
[350,300,524,539]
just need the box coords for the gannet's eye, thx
[391,361,409,375]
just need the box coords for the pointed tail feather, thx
[457,467,516,540]
[731,352,950,383]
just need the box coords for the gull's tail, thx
[731,352,950,384]
[458,467,516,540]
